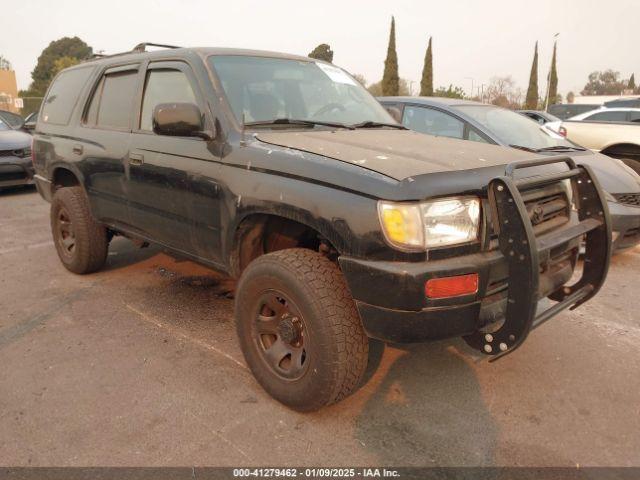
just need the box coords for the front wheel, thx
[235,248,369,411]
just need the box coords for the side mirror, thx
[152,102,213,140]
[23,121,35,132]
[385,106,402,123]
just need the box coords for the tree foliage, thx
[433,84,465,99]
[368,78,411,97]
[629,73,636,91]
[581,70,628,96]
[420,37,433,96]
[524,42,538,109]
[381,17,399,96]
[27,36,92,95]
[308,44,334,63]
[548,42,559,105]
[0,55,11,70]
[486,76,523,109]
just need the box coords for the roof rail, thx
[132,42,182,53]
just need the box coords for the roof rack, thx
[82,43,183,64]
[132,42,182,53]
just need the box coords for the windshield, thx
[457,105,575,150]
[208,55,394,127]
[0,117,9,131]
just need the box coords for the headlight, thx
[378,197,481,251]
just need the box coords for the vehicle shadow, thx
[354,339,498,466]
[0,185,37,197]
[101,237,164,272]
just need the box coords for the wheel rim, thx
[252,290,309,381]
[55,207,76,258]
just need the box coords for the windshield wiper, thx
[509,144,537,153]
[534,145,587,152]
[244,118,354,130]
[350,120,408,130]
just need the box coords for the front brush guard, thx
[464,156,611,361]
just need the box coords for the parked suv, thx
[33,44,611,411]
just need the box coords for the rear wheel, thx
[51,186,108,274]
[235,248,369,411]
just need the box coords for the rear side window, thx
[140,69,196,131]
[402,105,464,139]
[628,111,640,123]
[85,68,139,129]
[41,67,93,125]
[585,111,628,122]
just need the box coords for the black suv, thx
[32,44,611,411]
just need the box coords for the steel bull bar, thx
[464,156,611,361]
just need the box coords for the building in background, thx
[0,68,20,113]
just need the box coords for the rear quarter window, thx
[41,67,94,125]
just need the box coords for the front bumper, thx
[0,156,34,188]
[340,234,578,344]
[342,156,611,360]
[609,201,640,251]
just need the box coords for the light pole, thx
[464,77,475,99]
[544,33,560,111]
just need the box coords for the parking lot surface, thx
[1,187,639,467]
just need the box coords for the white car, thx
[545,107,640,136]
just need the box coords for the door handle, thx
[129,153,144,166]
[72,144,83,155]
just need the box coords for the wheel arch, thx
[228,209,346,278]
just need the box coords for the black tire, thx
[50,186,108,274]
[235,248,369,411]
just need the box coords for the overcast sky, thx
[5,0,639,98]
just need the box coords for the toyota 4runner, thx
[32,44,611,411]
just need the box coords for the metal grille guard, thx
[464,156,612,361]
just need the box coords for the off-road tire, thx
[50,186,108,274]
[235,248,369,411]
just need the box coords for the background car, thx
[518,109,561,125]
[0,116,34,190]
[0,110,26,130]
[379,96,640,252]
[562,107,640,123]
[547,103,600,120]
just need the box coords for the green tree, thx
[524,42,539,109]
[419,37,433,96]
[27,36,92,95]
[381,16,399,96]
[308,44,333,63]
[581,70,627,95]
[629,73,636,91]
[548,41,559,105]
[433,84,465,99]
[368,78,411,97]
[0,55,11,70]
[52,56,80,77]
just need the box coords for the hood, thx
[0,129,31,150]
[256,129,540,181]
[568,151,640,194]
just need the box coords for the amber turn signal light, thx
[425,273,479,299]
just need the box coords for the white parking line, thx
[0,240,54,255]
[124,303,249,371]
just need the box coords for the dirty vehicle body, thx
[32,45,611,411]
[380,97,640,252]
[0,116,33,189]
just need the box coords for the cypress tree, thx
[629,73,636,91]
[381,17,399,96]
[420,37,434,96]
[524,42,539,109]
[548,41,558,105]
[308,44,334,63]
